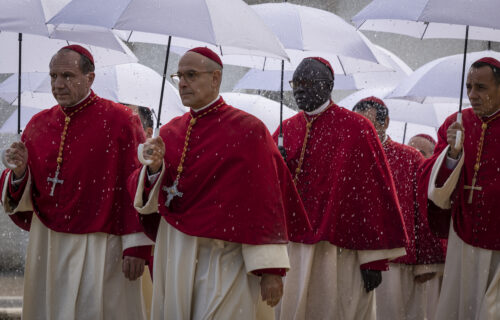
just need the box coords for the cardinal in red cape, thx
[353,97,445,320]
[418,57,500,319]
[0,46,151,319]
[408,133,437,159]
[128,47,310,320]
[273,57,407,320]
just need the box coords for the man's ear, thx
[212,69,222,90]
[87,72,95,87]
[384,116,390,130]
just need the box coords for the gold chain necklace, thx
[163,101,224,206]
[293,103,332,184]
[464,111,500,204]
[47,95,97,196]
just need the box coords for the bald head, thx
[408,135,435,158]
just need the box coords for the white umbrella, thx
[221,92,296,132]
[353,0,500,145]
[0,63,186,131]
[386,50,500,103]
[0,32,137,73]
[49,0,289,132]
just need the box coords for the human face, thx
[408,136,434,159]
[466,66,500,117]
[175,52,221,109]
[355,108,388,140]
[50,50,94,107]
[291,59,333,112]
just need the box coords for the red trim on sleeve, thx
[251,268,287,277]
[123,245,153,264]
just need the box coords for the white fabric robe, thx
[276,241,405,320]
[133,165,290,320]
[375,263,442,320]
[428,147,500,320]
[2,171,151,320]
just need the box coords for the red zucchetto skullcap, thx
[474,57,500,69]
[188,47,223,68]
[414,133,436,145]
[360,96,386,107]
[60,45,94,65]
[305,57,334,77]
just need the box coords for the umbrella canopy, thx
[386,50,500,103]
[49,0,288,60]
[352,0,500,41]
[221,92,296,132]
[0,63,186,128]
[0,32,137,73]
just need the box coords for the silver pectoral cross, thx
[47,168,64,196]
[162,180,183,207]
[464,176,482,204]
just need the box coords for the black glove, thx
[278,145,287,161]
[360,269,382,292]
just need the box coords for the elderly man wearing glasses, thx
[128,47,310,320]
[274,57,408,320]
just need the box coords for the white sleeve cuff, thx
[121,232,155,250]
[358,247,407,265]
[445,154,461,169]
[147,170,161,184]
[10,171,26,185]
[133,161,165,215]
[242,244,290,274]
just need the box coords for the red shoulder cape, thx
[384,138,444,264]
[274,104,408,250]
[128,97,310,245]
[1,91,146,235]
[418,108,500,250]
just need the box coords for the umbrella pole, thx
[17,33,22,135]
[156,35,172,135]
[455,25,469,149]
[402,122,407,144]
[278,60,284,148]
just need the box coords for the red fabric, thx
[305,57,334,76]
[383,138,445,265]
[123,245,153,263]
[0,170,33,230]
[418,108,500,250]
[360,259,389,271]
[7,169,29,202]
[476,57,500,69]
[4,91,146,235]
[61,45,94,65]
[274,103,408,250]
[252,268,287,277]
[414,133,436,146]
[188,47,223,67]
[128,97,310,245]
[360,96,386,107]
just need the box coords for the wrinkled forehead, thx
[293,59,332,81]
[467,65,495,84]
[50,50,81,71]
[178,52,211,71]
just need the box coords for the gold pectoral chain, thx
[47,96,97,196]
[293,105,331,184]
[465,112,500,204]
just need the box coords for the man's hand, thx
[260,273,283,307]
[122,256,145,281]
[143,136,165,174]
[360,269,382,292]
[4,142,28,178]
[277,145,287,161]
[447,121,464,159]
[414,272,436,283]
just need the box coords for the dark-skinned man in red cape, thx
[354,97,445,320]
[128,47,310,319]
[0,46,152,319]
[273,57,408,320]
[419,57,500,319]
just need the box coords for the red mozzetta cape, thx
[383,138,444,265]
[1,91,146,235]
[128,97,310,245]
[418,108,500,250]
[274,103,407,250]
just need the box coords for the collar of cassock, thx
[190,95,222,116]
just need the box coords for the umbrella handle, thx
[455,113,462,150]
[2,149,18,170]
[137,144,153,166]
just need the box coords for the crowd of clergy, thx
[1,43,499,320]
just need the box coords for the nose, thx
[52,75,65,89]
[467,87,478,100]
